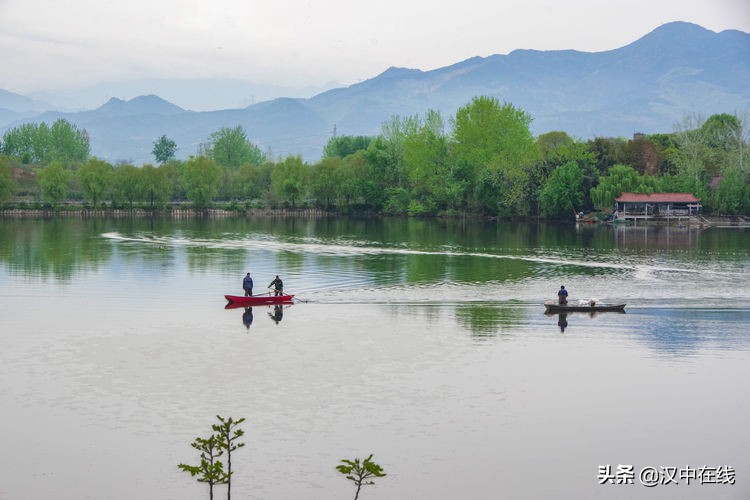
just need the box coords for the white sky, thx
[1,0,749,94]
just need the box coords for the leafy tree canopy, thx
[152,135,178,164]
[183,156,222,208]
[208,126,265,168]
[0,156,17,203]
[78,158,113,206]
[39,160,71,206]
[1,119,89,165]
[539,161,584,218]
[323,135,374,158]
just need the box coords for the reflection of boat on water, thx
[225,294,295,309]
[544,300,626,313]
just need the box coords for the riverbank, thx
[576,212,750,227]
[0,207,339,218]
[2,207,750,226]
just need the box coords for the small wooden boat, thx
[225,294,295,306]
[544,300,626,313]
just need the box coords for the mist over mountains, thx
[1,21,749,164]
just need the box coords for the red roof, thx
[615,192,701,203]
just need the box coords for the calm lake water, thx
[1,216,748,500]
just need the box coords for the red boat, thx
[224,294,295,307]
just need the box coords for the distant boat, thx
[544,300,626,313]
[225,294,295,307]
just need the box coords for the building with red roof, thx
[614,192,702,221]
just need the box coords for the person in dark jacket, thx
[557,285,568,305]
[268,275,283,296]
[243,272,254,296]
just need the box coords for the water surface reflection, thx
[1,217,749,499]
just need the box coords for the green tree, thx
[1,123,41,163]
[270,155,307,207]
[141,164,171,209]
[671,114,712,182]
[360,137,395,210]
[589,164,658,211]
[38,161,70,207]
[0,157,17,204]
[587,137,628,175]
[160,162,185,201]
[336,454,386,500]
[361,115,418,212]
[310,156,344,209]
[179,435,226,500]
[715,171,743,214]
[48,119,90,164]
[403,109,456,214]
[701,113,749,190]
[340,151,371,208]
[451,96,539,214]
[539,162,584,218]
[234,162,272,202]
[533,132,597,213]
[111,164,143,208]
[152,135,178,164]
[208,126,265,168]
[1,120,89,165]
[211,416,245,500]
[700,113,742,151]
[183,156,222,208]
[323,135,374,158]
[78,158,113,207]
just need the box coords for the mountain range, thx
[1,21,749,164]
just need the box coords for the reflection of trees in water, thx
[275,249,304,275]
[0,218,112,281]
[454,304,522,338]
[4,217,746,290]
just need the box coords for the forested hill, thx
[1,21,749,164]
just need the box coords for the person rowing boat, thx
[268,275,284,296]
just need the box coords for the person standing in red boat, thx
[557,285,568,305]
[268,275,283,296]
[243,272,254,296]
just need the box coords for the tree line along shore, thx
[1,97,748,219]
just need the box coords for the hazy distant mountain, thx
[0,89,56,126]
[307,21,750,139]
[2,21,748,164]
[0,89,54,113]
[27,78,342,112]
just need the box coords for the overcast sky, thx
[1,0,749,94]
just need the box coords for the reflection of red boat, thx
[224,294,295,307]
